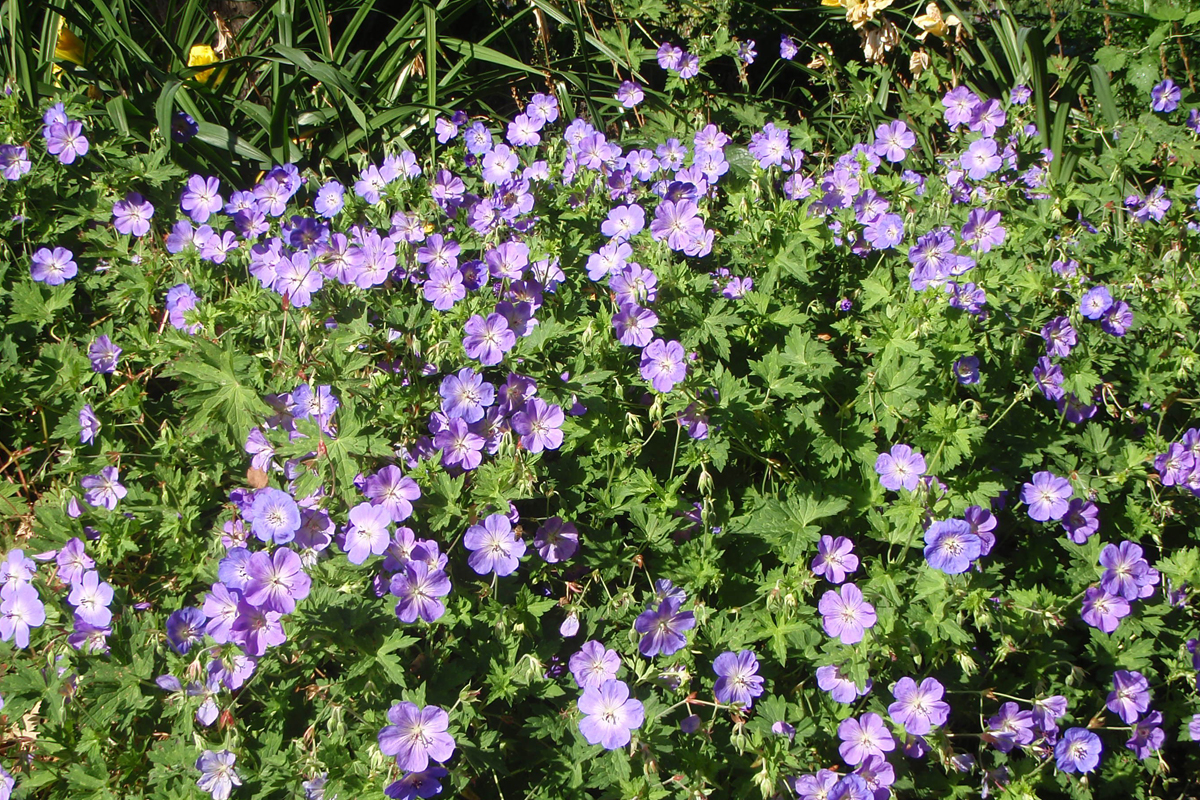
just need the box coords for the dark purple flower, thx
[954,356,980,385]
[1101,301,1133,336]
[1062,498,1100,543]
[30,246,78,285]
[634,596,695,657]
[166,606,207,654]
[838,712,895,766]
[874,444,926,491]
[889,677,950,735]
[1127,711,1165,759]
[533,517,578,563]
[983,702,1035,753]
[231,599,286,655]
[1033,357,1065,401]
[384,767,449,800]
[819,583,877,644]
[1151,79,1181,112]
[1106,670,1150,724]
[1041,316,1077,358]
[434,418,485,470]
[578,679,644,749]
[713,649,764,708]
[812,535,859,584]
[1021,471,1072,521]
[378,702,456,772]
[1055,727,1101,773]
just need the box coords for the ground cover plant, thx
[4,5,1200,799]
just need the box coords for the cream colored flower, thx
[914,3,961,41]
[860,20,900,64]
[910,49,931,77]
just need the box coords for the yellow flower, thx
[914,3,961,41]
[187,44,227,85]
[846,0,894,29]
[54,19,87,66]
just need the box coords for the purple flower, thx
[812,535,859,584]
[485,240,528,280]
[1151,79,1181,113]
[244,548,310,614]
[924,519,982,574]
[1101,301,1133,336]
[616,81,644,108]
[1055,727,1101,773]
[30,246,78,285]
[837,712,896,766]
[780,34,798,60]
[795,771,840,800]
[961,138,1001,180]
[390,561,451,623]
[650,199,704,252]
[507,113,541,147]
[954,356,980,385]
[737,40,757,64]
[231,601,286,655]
[601,204,646,241]
[943,86,981,129]
[202,582,241,643]
[1156,443,1196,486]
[195,750,241,800]
[67,569,114,626]
[463,513,525,576]
[344,502,392,564]
[610,264,658,306]
[874,444,926,491]
[1010,84,1032,104]
[570,640,620,688]
[1106,670,1150,724]
[512,398,565,453]
[962,208,1005,252]
[713,649,764,708]
[874,120,916,162]
[862,213,905,249]
[0,144,32,180]
[817,663,871,703]
[56,538,94,585]
[248,488,300,544]
[112,192,154,237]
[1062,499,1100,543]
[0,583,46,648]
[364,466,421,523]
[181,175,224,223]
[379,702,456,772]
[612,305,658,348]
[634,596,695,657]
[639,339,687,393]
[969,99,1006,136]
[1099,541,1151,601]
[385,767,449,800]
[78,404,100,445]
[818,583,877,644]
[1127,710,1164,759]
[439,368,495,424]
[1033,357,1065,401]
[81,466,127,510]
[313,180,344,217]
[45,120,89,164]
[1021,471,1072,521]
[462,313,516,366]
[434,418,485,470]
[166,606,207,654]
[165,284,201,333]
[423,265,466,311]
[578,679,644,749]
[889,677,950,735]
[1041,316,1077,357]
[1080,286,1113,320]
[534,517,578,563]
[482,144,518,184]
[1081,586,1130,633]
